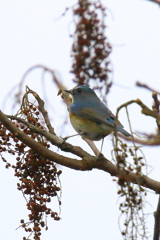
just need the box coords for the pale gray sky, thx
[0,0,160,239]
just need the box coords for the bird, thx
[64,85,131,141]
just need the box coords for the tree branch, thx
[117,99,160,120]
[153,195,160,240]
[0,110,92,170]
[1,110,160,193]
[152,92,160,133]
[116,98,160,145]
[15,64,66,106]
[120,134,160,146]
[27,88,55,134]
[145,0,160,5]
[5,114,92,159]
[136,81,160,94]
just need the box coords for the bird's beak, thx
[64,89,72,94]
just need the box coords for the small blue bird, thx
[64,85,131,141]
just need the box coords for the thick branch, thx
[0,110,93,169]
[6,114,92,159]
[152,92,160,133]
[152,92,160,114]
[1,110,160,193]
[153,195,160,240]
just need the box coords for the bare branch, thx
[6,114,92,159]
[153,195,160,240]
[136,81,160,94]
[146,0,160,5]
[152,92,160,114]
[0,110,92,169]
[120,134,160,146]
[15,65,66,105]
[152,92,160,133]
[82,137,100,156]
[1,110,160,193]
[24,87,55,134]
[115,98,160,146]
[117,99,160,120]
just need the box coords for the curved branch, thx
[117,99,159,119]
[6,114,91,159]
[15,65,66,106]
[1,110,160,193]
[120,134,160,146]
[0,110,91,169]
[116,98,160,145]
[26,87,55,134]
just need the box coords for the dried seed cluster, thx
[112,141,148,240]
[0,103,62,240]
[71,0,112,95]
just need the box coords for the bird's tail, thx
[117,127,131,137]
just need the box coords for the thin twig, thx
[15,64,66,106]
[121,134,160,146]
[136,82,160,95]
[26,87,55,134]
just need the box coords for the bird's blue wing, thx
[70,102,116,127]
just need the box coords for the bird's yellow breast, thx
[69,112,113,140]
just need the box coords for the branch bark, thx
[120,134,160,146]
[136,81,160,94]
[153,195,160,240]
[116,98,160,145]
[0,110,160,193]
[146,0,160,5]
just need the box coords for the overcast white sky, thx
[0,0,160,239]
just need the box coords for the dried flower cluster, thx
[112,139,148,240]
[0,91,61,240]
[70,0,112,97]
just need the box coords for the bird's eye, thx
[77,88,82,93]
